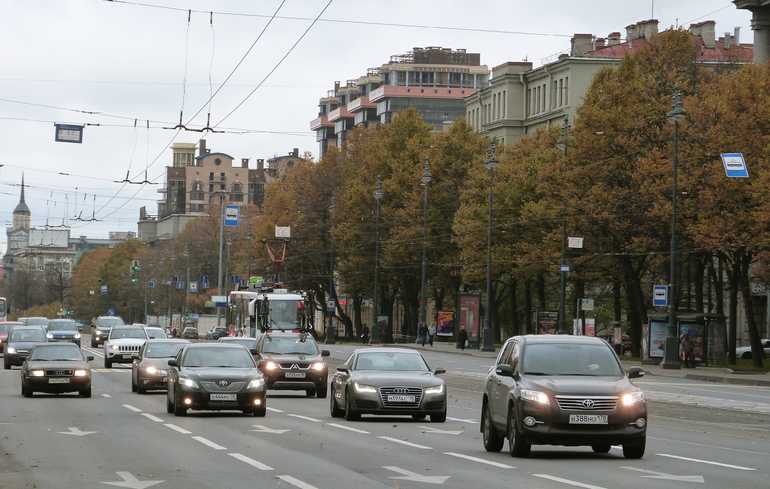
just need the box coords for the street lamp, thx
[482,142,497,352]
[372,176,384,343]
[558,117,570,335]
[327,195,336,344]
[419,158,432,343]
[662,90,686,369]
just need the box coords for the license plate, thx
[122,354,134,359]
[48,378,70,384]
[387,395,416,403]
[569,414,608,425]
[285,372,306,379]
[210,393,237,401]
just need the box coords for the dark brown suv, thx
[255,331,330,398]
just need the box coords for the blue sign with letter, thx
[721,153,749,178]
[653,285,669,308]
[200,275,209,289]
[147,279,156,289]
[224,205,240,227]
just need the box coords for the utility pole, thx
[558,117,570,335]
[217,191,225,327]
[482,142,497,352]
[327,195,336,344]
[184,246,190,321]
[373,175,384,343]
[419,158,432,342]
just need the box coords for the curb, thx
[683,373,770,387]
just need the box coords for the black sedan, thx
[4,326,47,369]
[21,343,94,397]
[166,344,267,417]
[330,348,447,422]
[132,339,189,393]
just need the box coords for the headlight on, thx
[74,369,88,377]
[247,378,265,390]
[179,377,198,388]
[46,332,53,339]
[310,362,325,372]
[31,370,45,377]
[622,391,645,407]
[353,382,377,394]
[520,389,550,405]
[110,344,119,351]
[7,347,16,354]
[424,384,444,395]
[264,360,279,371]
[145,366,158,375]
[95,331,102,336]
[74,333,81,339]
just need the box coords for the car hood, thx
[26,360,89,370]
[182,367,262,381]
[350,371,442,387]
[8,341,46,350]
[106,338,146,346]
[49,331,78,337]
[524,375,632,396]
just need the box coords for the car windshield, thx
[261,335,318,355]
[182,347,254,368]
[22,318,48,327]
[10,329,46,342]
[145,342,186,358]
[220,338,256,349]
[355,351,429,371]
[47,321,78,331]
[97,317,124,328]
[110,328,147,340]
[269,300,300,329]
[146,329,167,339]
[30,345,82,361]
[522,343,623,377]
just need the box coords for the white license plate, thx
[48,378,70,384]
[569,414,608,425]
[210,393,237,401]
[285,372,306,379]
[387,395,416,403]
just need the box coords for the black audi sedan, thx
[166,343,266,417]
[4,326,47,369]
[255,331,330,398]
[330,348,447,422]
[481,335,647,459]
[20,343,94,397]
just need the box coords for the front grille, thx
[279,361,310,369]
[379,386,423,408]
[46,369,73,377]
[555,396,617,411]
[200,381,246,392]
[118,345,141,353]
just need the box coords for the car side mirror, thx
[168,359,178,367]
[496,365,514,377]
[250,348,258,355]
[87,356,94,361]
[321,350,330,357]
[434,368,446,375]
[627,367,645,379]
[336,367,349,373]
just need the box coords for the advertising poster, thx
[459,295,480,339]
[679,322,705,362]
[537,311,558,335]
[584,318,596,337]
[436,311,454,337]
[648,320,668,358]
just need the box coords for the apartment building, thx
[311,46,489,157]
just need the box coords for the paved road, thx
[1,336,768,489]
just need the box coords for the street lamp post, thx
[558,117,570,334]
[663,90,686,369]
[216,191,226,327]
[419,159,432,343]
[372,175,384,343]
[482,142,497,352]
[327,196,336,344]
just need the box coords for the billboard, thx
[436,311,454,337]
[459,295,480,339]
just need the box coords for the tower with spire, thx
[12,173,31,231]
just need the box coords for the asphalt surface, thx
[0,335,768,489]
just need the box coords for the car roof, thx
[516,334,609,345]
[183,343,245,349]
[220,336,256,340]
[33,342,79,349]
[352,347,423,355]
[0,321,23,325]
[11,325,46,330]
[263,331,312,337]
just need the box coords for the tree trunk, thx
[620,256,644,357]
[353,295,362,339]
[536,273,546,310]
[524,278,533,334]
[738,250,765,368]
[694,254,705,313]
[727,258,738,365]
[510,279,520,336]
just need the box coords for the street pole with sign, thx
[482,142,497,352]
[419,159,432,345]
[373,175,384,344]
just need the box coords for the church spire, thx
[13,173,31,218]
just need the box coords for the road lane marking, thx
[102,471,163,488]
[443,452,514,469]
[266,407,284,413]
[276,475,319,489]
[656,453,756,471]
[192,436,227,450]
[163,423,192,434]
[419,425,463,435]
[141,413,163,423]
[251,424,290,434]
[648,436,770,456]
[101,394,112,398]
[446,416,477,424]
[228,453,273,471]
[532,474,608,489]
[384,466,450,484]
[620,466,704,484]
[286,414,321,423]
[378,436,432,450]
[122,404,142,413]
[58,427,98,437]
[327,423,370,434]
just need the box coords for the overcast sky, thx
[0,0,753,250]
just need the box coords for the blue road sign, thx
[189,281,198,293]
[231,275,241,285]
[560,265,570,273]
[653,285,669,308]
[176,279,185,290]
[224,204,240,227]
[100,284,108,296]
[721,153,749,178]
[200,275,209,289]
[148,279,156,289]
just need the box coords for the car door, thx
[490,340,514,426]
[133,343,146,384]
[335,354,354,404]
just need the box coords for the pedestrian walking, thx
[428,323,436,346]
[360,324,370,344]
[456,327,468,350]
[680,331,695,368]
[419,324,427,346]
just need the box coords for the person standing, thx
[680,331,695,368]
[428,323,436,346]
[419,324,427,346]
[456,327,468,350]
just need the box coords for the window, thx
[497,341,514,366]
[559,79,563,106]
[208,172,214,181]
[231,183,243,201]
[497,93,502,120]
[564,76,569,105]
[552,80,557,108]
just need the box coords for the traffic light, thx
[130,260,140,284]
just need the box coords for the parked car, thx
[736,339,770,359]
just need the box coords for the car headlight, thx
[622,391,645,407]
[247,378,265,390]
[424,384,444,395]
[179,377,198,388]
[74,369,88,377]
[74,333,81,339]
[145,366,158,375]
[520,389,550,405]
[31,370,45,377]
[7,347,16,354]
[46,332,53,339]
[264,360,279,371]
[310,362,325,372]
[110,344,119,351]
[353,382,377,394]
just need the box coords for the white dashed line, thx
[532,474,608,489]
[377,436,432,450]
[443,452,514,469]
[141,413,163,423]
[446,417,477,424]
[228,453,273,471]
[657,453,757,471]
[122,404,142,413]
[192,436,227,450]
[163,423,192,435]
[266,407,284,413]
[286,414,321,423]
[101,394,112,398]
[276,475,319,489]
[327,423,370,434]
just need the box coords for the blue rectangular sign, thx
[721,153,749,178]
[653,285,669,308]
[224,205,240,227]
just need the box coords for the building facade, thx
[311,46,489,157]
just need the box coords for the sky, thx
[0,0,753,250]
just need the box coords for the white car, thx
[104,327,149,368]
[736,339,770,359]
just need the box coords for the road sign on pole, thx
[579,298,594,311]
[721,153,749,178]
[54,124,84,143]
[275,226,291,239]
[147,279,156,289]
[653,285,669,308]
[224,205,240,227]
[568,237,584,249]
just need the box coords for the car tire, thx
[250,405,267,417]
[344,388,360,421]
[592,444,611,454]
[136,385,145,395]
[622,437,646,459]
[3,360,9,370]
[412,414,427,421]
[104,358,112,369]
[80,387,92,398]
[166,395,174,414]
[507,407,531,458]
[482,402,504,452]
[173,389,187,417]
[330,387,344,418]
[21,384,32,398]
[305,388,316,398]
[316,383,328,399]
[430,410,447,423]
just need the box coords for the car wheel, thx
[316,383,328,399]
[430,410,447,423]
[104,358,112,369]
[136,385,145,395]
[21,384,32,398]
[507,407,530,457]
[250,405,267,417]
[592,444,611,454]
[622,436,646,459]
[3,360,9,370]
[305,388,316,398]
[80,387,92,398]
[166,394,174,414]
[173,388,187,417]
[412,414,427,421]
[344,388,360,421]
[330,387,344,418]
[482,402,504,452]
